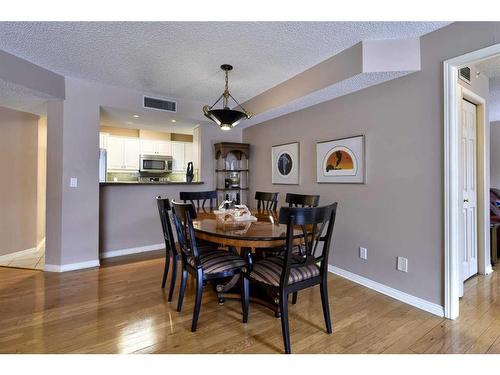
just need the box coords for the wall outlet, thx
[70,177,78,188]
[359,247,367,260]
[397,256,408,272]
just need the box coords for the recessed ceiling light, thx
[133,114,140,118]
[171,119,176,123]
[126,121,133,125]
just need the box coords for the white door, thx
[461,99,478,282]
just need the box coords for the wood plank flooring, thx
[0,251,499,354]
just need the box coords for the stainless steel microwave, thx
[139,154,173,173]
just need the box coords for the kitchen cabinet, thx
[171,141,194,171]
[140,139,171,156]
[99,132,109,149]
[106,136,140,171]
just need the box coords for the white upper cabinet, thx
[106,135,140,171]
[140,139,171,156]
[156,140,171,155]
[139,139,156,155]
[171,141,194,171]
[123,138,140,170]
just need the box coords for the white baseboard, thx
[101,243,164,259]
[0,238,46,263]
[485,264,494,275]
[44,259,100,272]
[328,265,445,317]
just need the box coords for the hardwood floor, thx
[0,251,499,354]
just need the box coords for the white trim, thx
[486,264,494,275]
[0,238,46,263]
[44,259,100,272]
[443,42,500,320]
[36,237,46,251]
[101,243,164,259]
[328,265,444,317]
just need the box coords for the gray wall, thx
[243,22,500,306]
[491,121,500,188]
[0,106,39,256]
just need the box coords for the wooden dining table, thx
[192,208,308,316]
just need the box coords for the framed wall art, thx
[316,135,365,183]
[272,142,299,185]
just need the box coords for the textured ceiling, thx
[100,106,196,134]
[0,22,449,107]
[476,55,500,122]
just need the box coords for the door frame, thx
[444,44,499,319]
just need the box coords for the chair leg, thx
[161,251,170,289]
[241,276,249,323]
[191,270,204,332]
[177,267,188,312]
[291,292,298,304]
[320,280,333,334]
[279,291,291,354]
[168,254,178,302]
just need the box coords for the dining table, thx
[192,207,309,316]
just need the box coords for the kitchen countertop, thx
[100,181,204,186]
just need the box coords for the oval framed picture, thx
[272,142,299,184]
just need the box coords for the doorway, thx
[444,44,500,319]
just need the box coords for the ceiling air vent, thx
[143,96,177,113]
[458,67,471,84]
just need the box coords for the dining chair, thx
[286,193,320,208]
[171,200,247,332]
[285,193,320,304]
[180,190,217,210]
[241,203,338,354]
[156,196,178,302]
[255,191,279,211]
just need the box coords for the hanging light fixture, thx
[203,64,252,131]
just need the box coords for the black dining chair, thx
[156,196,178,302]
[286,193,320,208]
[255,191,279,211]
[285,193,320,304]
[241,203,338,354]
[180,190,218,210]
[171,200,247,332]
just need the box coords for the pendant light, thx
[203,64,252,130]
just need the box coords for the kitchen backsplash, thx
[106,170,199,182]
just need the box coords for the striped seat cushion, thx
[249,256,320,287]
[188,249,246,275]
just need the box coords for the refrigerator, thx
[99,148,107,182]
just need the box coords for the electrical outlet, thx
[359,247,367,260]
[397,256,408,272]
[70,177,78,188]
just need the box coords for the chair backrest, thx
[255,191,279,211]
[180,190,217,210]
[170,200,201,268]
[278,203,338,286]
[285,193,320,208]
[156,196,177,256]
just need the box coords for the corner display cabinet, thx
[214,142,250,205]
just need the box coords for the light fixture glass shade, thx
[203,64,252,130]
[203,107,249,130]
